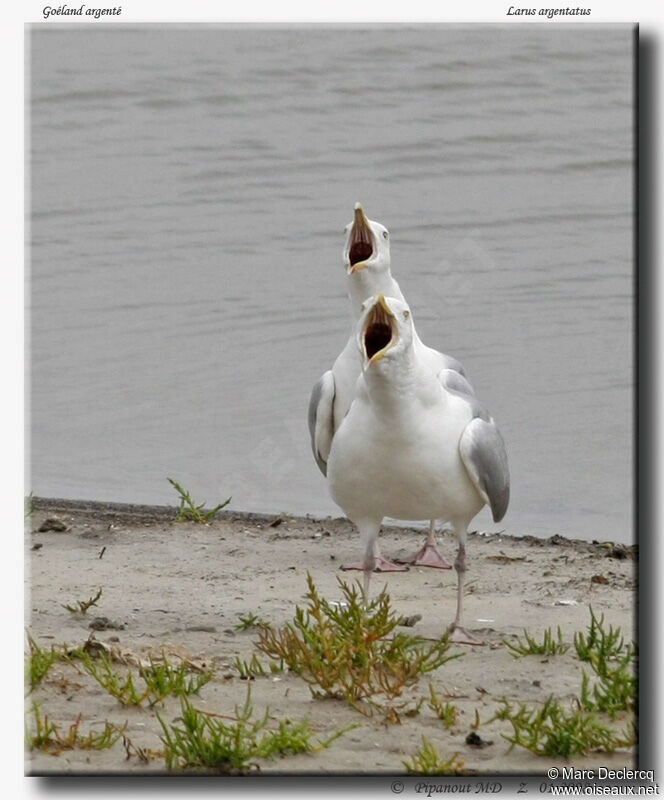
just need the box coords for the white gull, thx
[308,203,473,569]
[327,294,510,644]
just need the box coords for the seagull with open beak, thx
[308,203,475,570]
[327,294,510,645]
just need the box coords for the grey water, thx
[27,25,634,543]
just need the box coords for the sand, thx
[25,498,636,777]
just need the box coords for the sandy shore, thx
[25,498,636,777]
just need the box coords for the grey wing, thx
[459,417,510,522]
[307,370,336,477]
[438,367,475,398]
[440,352,467,378]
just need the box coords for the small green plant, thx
[120,731,163,763]
[574,607,636,718]
[138,656,213,703]
[579,669,635,718]
[428,685,458,729]
[158,688,351,772]
[234,654,285,679]
[403,736,465,775]
[82,654,150,706]
[25,704,124,753]
[256,574,459,718]
[62,588,103,614]
[82,652,213,707]
[573,606,635,667]
[25,493,35,520]
[234,654,267,678]
[167,478,231,523]
[491,609,636,759]
[493,696,633,758]
[25,704,58,750]
[504,626,570,658]
[25,635,59,693]
[235,613,270,631]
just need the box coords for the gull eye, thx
[403,310,410,319]
[383,231,389,239]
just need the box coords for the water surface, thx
[28,25,634,542]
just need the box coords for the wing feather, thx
[307,371,336,476]
[459,417,510,522]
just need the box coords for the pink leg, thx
[448,538,486,646]
[341,526,408,578]
[403,520,452,569]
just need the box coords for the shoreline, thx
[30,496,637,556]
[26,497,636,775]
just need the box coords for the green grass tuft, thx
[256,574,459,719]
[158,687,352,772]
[25,704,124,753]
[234,613,271,631]
[574,606,636,718]
[25,635,59,693]
[493,696,633,758]
[138,656,213,703]
[428,685,458,729]
[25,493,35,520]
[167,478,231,523]
[234,654,285,679]
[82,652,213,707]
[62,588,103,614]
[491,608,636,758]
[503,626,570,658]
[403,736,465,775]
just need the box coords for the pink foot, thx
[402,543,452,569]
[341,556,409,573]
[448,625,486,646]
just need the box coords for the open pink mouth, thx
[348,207,375,266]
[363,300,397,361]
[349,238,373,266]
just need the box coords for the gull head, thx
[358,293,413,367]
[343,202,391,277]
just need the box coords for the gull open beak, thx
[362,294,398,365]
[347,202,375,274]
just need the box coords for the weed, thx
[25,704,124,753]
[234,654,266,678]
[256,574,459,718]
[574,607,636,718]
[121,732,163,763]
[62,588,102,614]
[234,654,285,679]
[138,656,213,703]
[82,654,151,706]
[403,736,465,775]
[25,704,58,750]
[504,626,570,658]
[25,493,35,520]
[61,644,91,662]
[574,607,631,664]
[167,477,231,523]
[25,635,59,693]
[82,652,213,707]
[428,685,458,729]
[158,688,351,772]
[235,613,270,631]
[493,696,633,758]
[402,697,425,719]
[491,609,636,758]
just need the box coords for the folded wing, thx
[459,416,510,522]
[307,371,336,476]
